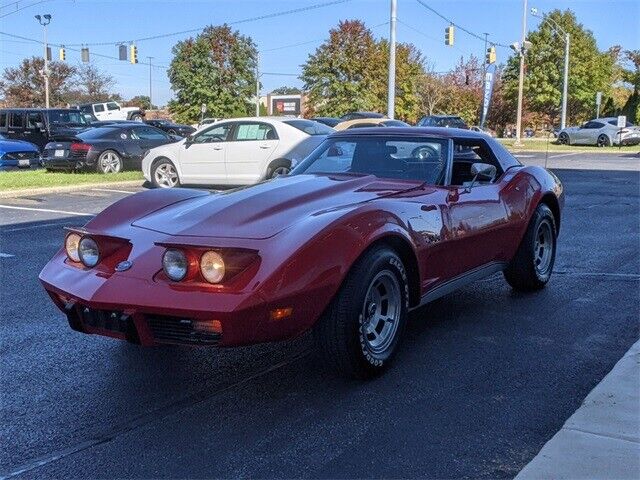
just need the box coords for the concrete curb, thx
[0,180,144,199]
[515,339,640,479]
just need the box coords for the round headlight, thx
[78,236,100,267]
[163,249,188,281]
[200,251,225,284]
[65,233,81,262]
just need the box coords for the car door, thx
[129,126,172,159]
[224,121,279,184]
[24,111,47,150]
[574,121,600,145]
[6,110,25,143]
[106,102,124,120]
[179,122,233,184]
[443,138,513,277]
[93,104,107,121]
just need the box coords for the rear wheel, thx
[96,150,123,174]
[130,113,143,122]
[558,132,570,145]
[314,246,409,378]
[151,158,180,188]
[597,134,610,147]
[266,160,291,179]
[504,203,557,291]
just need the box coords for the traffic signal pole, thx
[515,0,528,146]
[387,0,397,119]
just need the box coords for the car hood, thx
[0,139,39,153]
[132,174,420,239]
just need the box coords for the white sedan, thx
[142,117,332,188]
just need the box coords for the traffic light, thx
[59,47,66,61]
[46,46,52,61]
[486,46,496,64]
[81,47,90,63]
[130,44,138,64]
[119,44,128,61]
[445,25,454,46]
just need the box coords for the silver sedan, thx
[558,117,640,147]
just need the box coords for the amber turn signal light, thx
[270,308,293,321]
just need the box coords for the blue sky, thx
[1,0,638,107]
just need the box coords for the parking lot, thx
[1,151,638,478]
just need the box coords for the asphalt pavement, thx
[0,151,639,478]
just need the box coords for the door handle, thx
[259,144,270,149]
[212,146,223,151]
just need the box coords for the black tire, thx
[558,132,570,145]
[314,246,409,379]
[151,158,180,188]
[130,113,143,122]
[504,203,557,291]
[265,160,291,179]
[96,150,123,174]
[597,134,610,147]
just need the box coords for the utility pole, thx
[35,14,52,108]
[147,56,153,109]
[387,0,397,119]
[255,52,260,117]
[514,0,527,146]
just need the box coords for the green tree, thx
[503,9,615,125]
[168,24,257,123]
[0,56,76,107]
[67,63,116,104]
[271,86,301,95]
[125,95,155,110]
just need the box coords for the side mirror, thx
[470,162,497,181]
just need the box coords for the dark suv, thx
[417,115,469,129]
[0,108,93,151]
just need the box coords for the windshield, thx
[46,110,90,127]
[292,135,450,184]
[283,119,334,135]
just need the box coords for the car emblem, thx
[115,260,133,272]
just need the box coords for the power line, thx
[63,0,352,47]
[396,18,474,57]
[414,0,510,48]
[0,0,52,18]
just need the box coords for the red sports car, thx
[40,128,564,378]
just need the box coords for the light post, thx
[387,0,397,119]
[35,14,51,108]
[147,56,154,109]
[513,0,528,147]
[531,7,570,130]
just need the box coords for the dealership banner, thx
[480,63,497,128]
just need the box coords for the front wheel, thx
[557,132,570,145]
[314,246,409,378]
[504,203,557,291]
[151,159,180,188]
[96,150,123,174]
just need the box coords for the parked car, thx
[40,127,564,378]
[0,108,92,151]
[142,117,332,188]
[77,101,145,122]
[0,133,40,170]
[144,119,196,137]
[41,124,179,173]
[310,117,341,128]
[340,111,385,121]
[470,126,495,137]
[558,117,640,146]
[334,118,410,131]
[417,115,468,129]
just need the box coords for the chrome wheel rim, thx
[154,163,178,188]
[99,151,121,173]
[534,220,553,275]
[271,166,290,177]
[361,270,401,355]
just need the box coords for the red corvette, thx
[40,128,564,378]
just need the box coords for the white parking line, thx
[514,154,535,158]
[0,205,93,216]
[91,188,136,194]
[0,252,15,258]
[549,152,580,159]
[1,221,82,232]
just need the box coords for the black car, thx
[42,124,179,173]
[144,119,196,137]
[340,111,385,121]
[0,108,93,151]
[309,117,341,128]
[417,115,469,129]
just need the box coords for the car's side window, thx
[131,126,169,140]
[450,139,502,187]
[94,104,105,113]
[107,102,119,111]
[233,122,277,141]
[9,111,24,128]
[192,123,233,143]
[303,140,357,173]
[0,112,7,129]
[583,121,603,129]
[26,112,44,129]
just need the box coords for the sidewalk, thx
[516,340,640,479]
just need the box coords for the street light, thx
[513,0,528,147]
[35,14,52,108]
[531,7,570,130]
